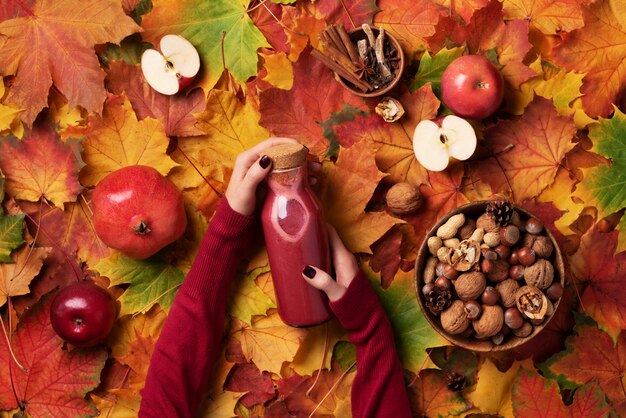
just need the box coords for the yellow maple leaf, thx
[108,305,167,361]
[261,52,294,90]
[78,95,178,187]
[229,266,275,325]
[0,246,51,307]
[91,389,140,418]
[466,359,521,416]
[503,0,584,34]
[232,309,308,375]
[0,77,23,138]
[290,320,346,376]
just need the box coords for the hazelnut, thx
[496,279,520,308]
[458,218,477,240]
[491,332,505,345]
[512,321,533,338]
[454,272,486,301]
[482,248,498,261]
[435,276,452,290]
[546,282,564,301]
[504,307,524,329]
[524,259,554,289]
[525,217,544,234]
[435,262,447,277]
[481,259,509,282]
[423,257,438,284]
[464,300,482,320]
[427,236,443,256]
[508,250,519,265]
[509,265,525,281]
[386,182,423,215]
[476,213,500,233]
[517,246,536,266]
[515,285,548,320]
[499,225,520,246]
[481,286,500,306]
[442,264,459,280]
[472,305,504,339]
[422,282,435,295]
[494,245,511,260]
[441,300,471,334]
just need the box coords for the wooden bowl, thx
[335,27,405,97]
[414,201,566,352]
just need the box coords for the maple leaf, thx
[466,359,521,416]
[428,346,480,387]
[369,226,404,289]
[228,265,275,325]
[231,310,308,375]
[0,294,107,416]
[302,0,380,28]
[364,264,448,373]
[106,61,206,138]
[0,0,140,125]
[249,3,289,54]
[502,0,585,34]
[373,0,443,52]
[512,367,569,417]
[552,0,626,118]
[0,77,23,138]
[433,0,489,24]
[76,95,177,187]
[260,52,294,90]
[319,138,403,254]
[567,380,614,418]
[471,97,577,202]
[141,0,269,90]
[0,211,24,263]
[223,362,275,409]
[410,47,465,96]
[575,108,626,252]
[544,318,626,416]
[91,388,141,418]
[0,245,50,307]
[259,49,366,156]
[94,253,184,316]
[0,124,83,207]
[192,89,270,184]
[107,305,166,362]
[408,369,471,417]
[290,320,346,375]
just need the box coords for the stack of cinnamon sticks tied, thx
[312,24,401,93]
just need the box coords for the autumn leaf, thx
[228,265,275,325]
[0,294,107,417]
[544,317,626,416]
[302,0,380,28]
[260,52,294,90]
[319,138,402,254]
[466,359,521,416]
[259,49,366,155]
[223,362,275,409]
[364,264,448,373]
[106,61,206,138]
[0,124,83,207]
[94,253,184,316]
[0,77,23,138]
[0,212,24,263]
[231,310,308,375]
[471,97,577,202]
[410,47,464,96]
[76,95,177,187]
[551,0,626,118]
[107,305,167,361]
[373,0,443,52]
[408,369,471,417]
[0,0,140,125]
[568,380,613,418]
[141,0,269,90]
[433,0,489,24]
[502,0,585,34]
[0,245,50,307]
[290,320,346,375]
[512,367,569,417]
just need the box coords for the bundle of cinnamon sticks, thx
[312,24,400,93]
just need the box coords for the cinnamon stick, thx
[335,24,361,66]
[310,49,372,92]
[320,40,359,73]
[325,26,349,57]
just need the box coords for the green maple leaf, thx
[410,47,464,96]
[94,253,184,316]
[141,0,269,88]
[363,264,447,373]
[229,265,275,325]
[0,213,25,263]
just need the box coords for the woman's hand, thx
[225,137,297,216]
[302,225,359,302]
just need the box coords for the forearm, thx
[139,199,255,418]
[329,271,411,418]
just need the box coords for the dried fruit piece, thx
[515,285,548,320]
[375,97,405,122]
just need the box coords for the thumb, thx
[241,155,272,193]
[302,265,346,302]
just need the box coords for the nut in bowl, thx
[415,201,565,352]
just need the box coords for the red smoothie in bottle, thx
[262,143,332,327]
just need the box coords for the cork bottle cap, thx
[264,143,308,170]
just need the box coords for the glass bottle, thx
[262,143,332,327]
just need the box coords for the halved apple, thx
[412,115,477,171]
[141,34,200,95]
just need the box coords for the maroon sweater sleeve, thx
[329,270,412,418]
[139,199,255,418]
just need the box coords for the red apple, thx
[141,34,200,95]
[413,115,477,171]
[441,55,504,119]
[92,165,187,260]
[50,281,117,347]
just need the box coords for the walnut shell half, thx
[515,285,548,320]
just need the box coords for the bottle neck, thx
[267,165,307,191]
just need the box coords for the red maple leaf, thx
[224,362,276,408]
[0,294,107,416]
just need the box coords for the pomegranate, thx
[92,165,187,260]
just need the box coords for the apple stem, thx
[306,322,329,398]
[0,306,28,373]
[307,360,356,418]
[131,220,151,235]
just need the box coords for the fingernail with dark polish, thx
[303,266,316,278]
[259,155,271,169]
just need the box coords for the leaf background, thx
[1,0,626,416]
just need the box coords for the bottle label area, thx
[277,196,306,236]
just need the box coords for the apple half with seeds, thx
[413,115,477,172]
[141,34,200,95]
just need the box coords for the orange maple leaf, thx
[503,0,585,34]
[471,97,577,202]
[0,0,140,125]
[552,0,626,118]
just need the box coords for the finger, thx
[240,155,273,193]
[327,225,359,287]
[302,265,346,302]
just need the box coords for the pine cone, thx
[446,371,466,392]
[486,200,514,227]
[425,286,452,315]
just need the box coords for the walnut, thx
[515,285,548,320]
[472,305,504,339]
[375,97,405,122]
[454,271,486,301]
[524,259,554,289]
[523,234,554,258]
[441,300,471,334]
[386,182,423,215]
[496,279,520,308]
[476,213,500,233]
